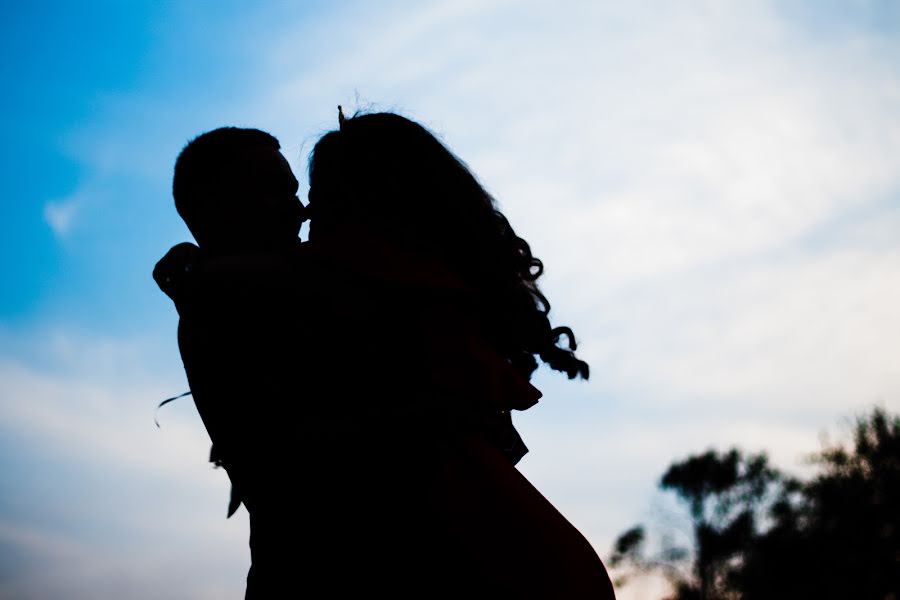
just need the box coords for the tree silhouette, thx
[739,407,900,599]
[610,407,900,600]
[610,449,781,599]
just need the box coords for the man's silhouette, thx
[156,128,457,597]
[155,127,313,597]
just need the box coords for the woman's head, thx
[308,111,588,381]
[308,113,489,250]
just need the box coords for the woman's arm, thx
[153,242,304,314]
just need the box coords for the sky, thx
[1,1,899,598]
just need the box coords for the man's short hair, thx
[172,127,280,231]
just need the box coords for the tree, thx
[739,407,900,599]
[610,407,900,600]
[610,449,782,599]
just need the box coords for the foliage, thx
[610,407,900,600]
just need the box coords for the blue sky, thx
[2,1,900,598]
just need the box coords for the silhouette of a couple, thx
[154,111,616,599]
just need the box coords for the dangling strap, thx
[154,390,193,428]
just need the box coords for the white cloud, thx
[0,515,249,600]
[43,196,80,238]
[0,335,250,599]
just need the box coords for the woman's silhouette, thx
[300,110,616,598]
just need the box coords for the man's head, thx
[173,127,304,252]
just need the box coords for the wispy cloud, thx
[43,196,80,238]
[0,332,250,599]
[253,0,900,406]
[0,514,249,600]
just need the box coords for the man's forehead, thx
[273,150,295,176]
[244,146,298,184]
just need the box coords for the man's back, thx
[156,241,442,596]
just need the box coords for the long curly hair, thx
[307,111,588,381]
